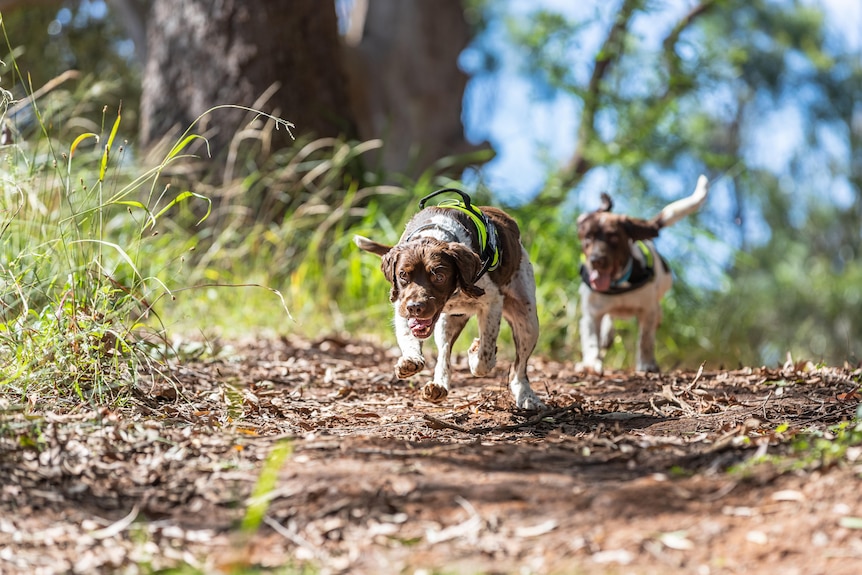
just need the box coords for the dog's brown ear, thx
[598,193,613,213]
[577,193,614,228]
[353,235,392,257]
[380,249,400,302]
[444,242,485,298]
[622,217,661,241]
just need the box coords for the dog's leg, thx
[502,270,545,410]
[636,308,660,372]
[422,313,469,403]
[469,294,502,377]
[466,287,503,378]
[577,294,605,374]
[393,312,426,379]
[599,315,615,352]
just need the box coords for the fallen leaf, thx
[591,549,634,565]
[659,530,694,550]
[771,489,805,502]
[514,519,558,538]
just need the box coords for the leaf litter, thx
[1,336,861,574]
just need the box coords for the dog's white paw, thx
[575,359,604,375]
[395,356,425,379]
[420,382,449,403]
[510,380,546,411]
[514,388,546,411]
[468,338,496,376]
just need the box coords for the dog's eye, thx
[398,270,409,284]
[431,270,447,284]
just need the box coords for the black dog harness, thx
[579,240,667,294]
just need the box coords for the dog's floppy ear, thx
[444,242,485,298]
[380,249,401,302]
[598,192,613,213]
[356,234,399,301]
[622,217,661,241]
[354,235,392,257]
[577,192,614,228]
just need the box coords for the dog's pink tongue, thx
[408,318,434,330]
[590,269,612,292]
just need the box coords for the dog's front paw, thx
[636,361,660,373]
[420,382,449,403]
[575,359,604,375]
[468,338,497,376]
[514,387,546,411]
[395,356,425,379]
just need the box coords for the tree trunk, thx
[140,0,355,154]
[343,0,487,178]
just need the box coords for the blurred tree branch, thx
[661,0,719,97]
[558,0,642,192]
[110,0,148,65]
[552,0,719,202]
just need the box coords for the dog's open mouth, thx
[407,313,440,339]
[589,268,613,292]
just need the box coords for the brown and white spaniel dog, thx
[576,175,709,374]
[354,191,545,410]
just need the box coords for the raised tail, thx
[657,174,709,228]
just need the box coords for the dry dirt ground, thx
[2,336,862,575]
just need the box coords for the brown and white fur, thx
[576,175,709,374]
[354,205,545,410]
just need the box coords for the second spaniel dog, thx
[576,175,709,374]
[354,189,544,410]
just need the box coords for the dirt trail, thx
[2,337,861,574]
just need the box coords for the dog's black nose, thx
[589,253,608,266]
[406,300,426,316]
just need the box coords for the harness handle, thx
[418,188,476,214]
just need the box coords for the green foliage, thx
[0,48,208,406]
[733,417,862,477]
[790,419,862,470]
[494,0,862,367]
[507,9,584,96]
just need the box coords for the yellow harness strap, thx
[436,199,500,271]
[636,240,653,269]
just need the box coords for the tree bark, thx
[140,0,355,154]
[343,0,486,178]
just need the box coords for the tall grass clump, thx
[0,67,215,408]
